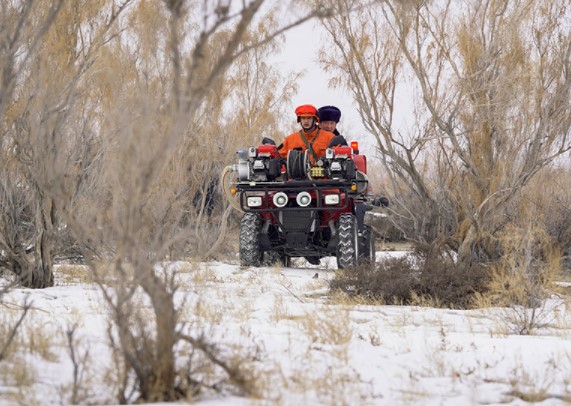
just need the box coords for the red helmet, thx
[295,104,319,122]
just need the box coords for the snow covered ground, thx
[2,252,571,405]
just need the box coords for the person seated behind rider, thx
[277,104,336,160]
[317,105,348,147]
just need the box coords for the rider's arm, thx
[328,135,348,148]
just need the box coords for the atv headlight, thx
[247,196,263,207]
[296,192,312,207]
[273,192,288,208]
[324,194,340,205]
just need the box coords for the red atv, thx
[224,142,376,268]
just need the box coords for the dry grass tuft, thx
[327,288,385,306]
[299,305,353,347]
[23,321,59,362]
[0,305,65,405]
[0,354,38,405]
[54,264,92,285]
[270,294,290,322]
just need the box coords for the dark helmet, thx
[317,105,341,123]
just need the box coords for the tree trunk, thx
[458,223,478,269]
[140,273,178,401]
[19,228,54,288]
[19,198,56,288]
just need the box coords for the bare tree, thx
[181,19,303,257]
[0,1,63,150]
[0,0,135,287]
[319,0,571,266]
[0,0,52,347]
[0,0,331,401]
[0,2,66,287]
[53,1,329,401]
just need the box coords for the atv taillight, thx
[257,145,279,158]
[351,141,359,152]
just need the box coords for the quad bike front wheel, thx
[337,213,359,269]
[239,213,262,266]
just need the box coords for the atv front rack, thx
[235,179,359,212]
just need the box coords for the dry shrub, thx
[173,326,268,401]
[481,225,561,335]
[330,255,417,303]
[523,167,571,270]
[330,243,490,309]
[414,243,490,308]
[486,225,559,308]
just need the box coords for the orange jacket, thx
[278,127,335,159]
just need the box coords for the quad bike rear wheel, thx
[239,213,262,266]
[337,213,359,269]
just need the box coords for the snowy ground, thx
[2,252,571,405]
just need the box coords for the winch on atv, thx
[222,142,377,269]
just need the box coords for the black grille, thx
[281,210,314,231]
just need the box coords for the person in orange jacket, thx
[277,104,335,160]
